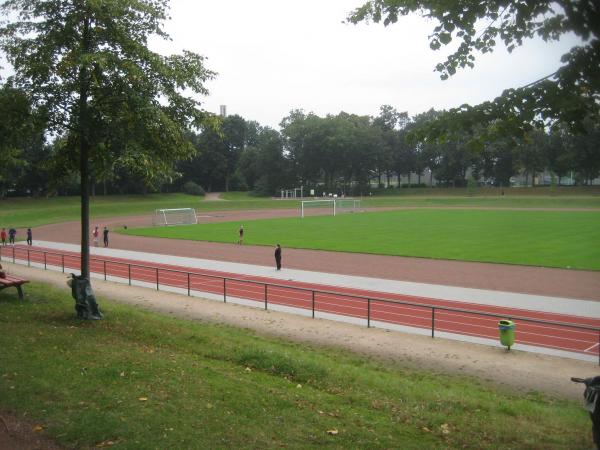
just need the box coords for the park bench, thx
[0,273,29,300]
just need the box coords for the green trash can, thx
[498,320,515,350]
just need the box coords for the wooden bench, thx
[0,274,29,300]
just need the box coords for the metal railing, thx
[2,245,599,364]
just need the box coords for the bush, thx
[182,181,205,196]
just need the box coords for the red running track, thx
[3,245,600,359]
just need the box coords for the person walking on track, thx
[274,244,282,270]
[26,228,32,245]
[92,225,99,247]
[238,225,244,245]
[103,226,109,247]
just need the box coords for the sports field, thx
[122,209,600,270]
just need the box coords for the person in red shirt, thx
[0,228,6,246]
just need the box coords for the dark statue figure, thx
[68,274,103,320]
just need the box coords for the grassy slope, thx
[0,283,590,449]
[123,209,600,270]
[1,191,599,229]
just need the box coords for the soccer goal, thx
[153,208,198,226]
[300,199,335,218]
[335,198,361,213]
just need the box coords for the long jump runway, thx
[4,241,600,363]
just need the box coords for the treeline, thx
[1,83,599,197]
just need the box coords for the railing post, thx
[104,261,107,281]
[27,249,30,267]
[128,265,131,286]
[264,284,268,310]
[312,291,315,318]
[61,254,64,273]
[187,273,191,296]
[431,307,435,338]
[156,268,159,291]
[13,246,15,263]
[44,252,47,270]
[223,278,226,303]
[367,299,371,328]
[598,331,600,367]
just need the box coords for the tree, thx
[1,0,214,282]
[0,84,41,196]
[348,1,599,136]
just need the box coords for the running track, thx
[3,245,599,360]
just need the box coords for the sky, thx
[0,0,581,131]
[147,0,581,130]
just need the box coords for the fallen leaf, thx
[296,384,302,389]
[96,440,115,447]
[326,429,338,435]
[422,427,430,433]
[245,367,252,372]
[440,423,450,435]
[138,397,148,402]
[32,425,44,432]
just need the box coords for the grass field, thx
[122,209,600,270]
[1,190,599,229]
[0,283,591,449]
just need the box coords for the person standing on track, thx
[103,226,109,247]
[26,228,32,245]
[238,225,244,245]
[274,244,282,270]
[8,227,16,245]
[0,228,6,246]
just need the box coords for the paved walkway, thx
[30,240,600,318]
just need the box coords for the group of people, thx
[92,226,110,247]
[0,227,33,246]
[238,225,282,270]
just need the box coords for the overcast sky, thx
[148,0,582,130]
[0,1,580,130]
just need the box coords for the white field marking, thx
[585,343,600,353]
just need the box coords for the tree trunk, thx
[79,15,91,280]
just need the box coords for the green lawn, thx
[1,190,599,229]
[0,282,591,449]
[122,209,600,270]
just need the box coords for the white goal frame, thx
[300,199,335,218]
[153,208,198,226]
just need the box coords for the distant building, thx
[219,105,227,117]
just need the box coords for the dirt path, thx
[204,192,225,201]
[5,263,597,402]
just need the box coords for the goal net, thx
[300,200,335,218]
[335,198,361,213]
[153,208,198,226]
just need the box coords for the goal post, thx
[153,208,198,226]
[300,199,335,218]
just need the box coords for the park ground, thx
[1,191,599,448]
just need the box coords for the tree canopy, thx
[0,0,214,279]
[348,1,600,136]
